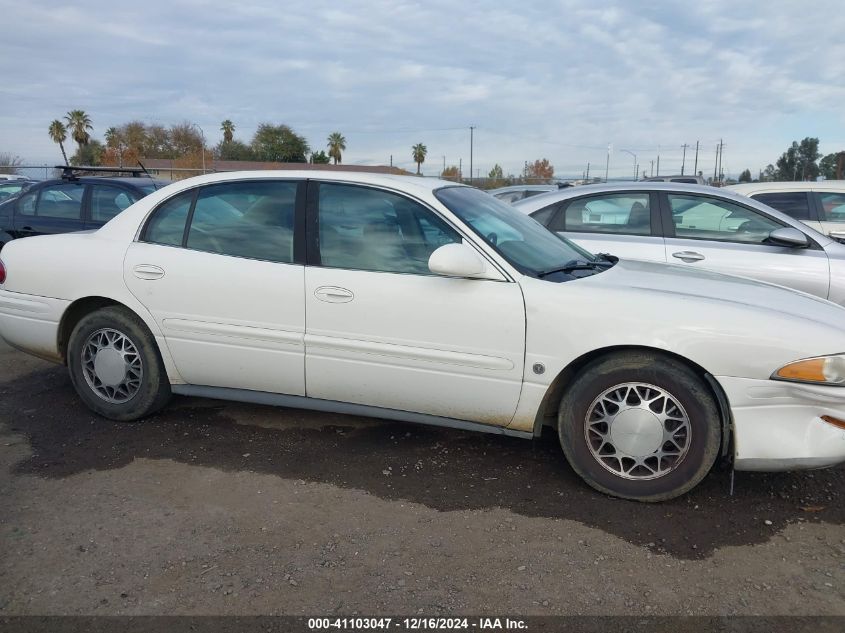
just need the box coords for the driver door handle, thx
[672,250,705,262]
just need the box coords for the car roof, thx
[147,170,469,196]
[512,181,722,210]
[726,181,845,194]
[31,176,172,188]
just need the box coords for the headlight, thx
[773,355,845,386]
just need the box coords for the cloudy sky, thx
[2,0,843,179]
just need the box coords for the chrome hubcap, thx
[81,328,143,404]
[585,383,691,480]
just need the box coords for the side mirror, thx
[768,227,809,248]
[428,243,503,280]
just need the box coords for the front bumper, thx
[716,375,845,471]
[0,288,67,363]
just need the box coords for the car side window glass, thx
[317,183,461,274]
[186,180,297,263]
[530,205,557,227]
[752,192,811,220]
[34,184,84,220]
[17,191,37,216]
[668,195,781,244]
[557,194,651,235]
[91,185,138,223]
[819,193,845,223]
[144,191,194,246]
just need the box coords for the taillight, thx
[0,259,5,284]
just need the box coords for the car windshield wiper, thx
[537,258,612,278]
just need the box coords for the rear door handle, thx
[314,286,354,303]
[672,250,705,262]
[133,264,165,280]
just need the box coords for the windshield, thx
[435,186,599,277]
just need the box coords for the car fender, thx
[0,234,185,383]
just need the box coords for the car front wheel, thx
[558,351,721,501]
[67,306,171,421]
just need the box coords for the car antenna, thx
[137,161,158,189]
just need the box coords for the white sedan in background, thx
[726,180,845,241]
[1,171,845,501]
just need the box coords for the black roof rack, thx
[56,165,148,180]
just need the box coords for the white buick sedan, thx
[1,171,844,501]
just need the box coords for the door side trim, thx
[171,384,533,439]
[305,333,515,370]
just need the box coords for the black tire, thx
[67,306,171,421]
[558,351,721,502]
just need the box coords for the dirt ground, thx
[0,338,843,616]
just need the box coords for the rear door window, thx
[34,183,85,220]
[91,185,140,223]
[186,180,298,263]
[751,192,812,221]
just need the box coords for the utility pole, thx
[604,143,611,183]
[390,154,393,167]
[693,141,699,174]
[656,154,660,177]
[650,160,654,177]
[714,143,719,183]
[442,155,446,175]
[459,158,462,181]
[717,139,724,184]
[469,126,475,185]
[585,162,590,181]
[681,143,690,175]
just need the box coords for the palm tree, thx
[65,110,93,149]
[327,131,346,165]
[412,143,427,175]
[221,120,235,143]
[104,127,119,148]
[48,120,69,165]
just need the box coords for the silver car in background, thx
[488,184,571,203]
[513,182,845,306]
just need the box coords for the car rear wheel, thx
[558,351,721,501]
[67,306,171,421]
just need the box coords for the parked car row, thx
[1,170,844,503]
[0,167,169,250]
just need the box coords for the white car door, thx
[123,179,306,395]
[304,181,525,426]
[546,192,666,263]
[661,192,830,300]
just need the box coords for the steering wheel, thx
[486,232,498,245]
